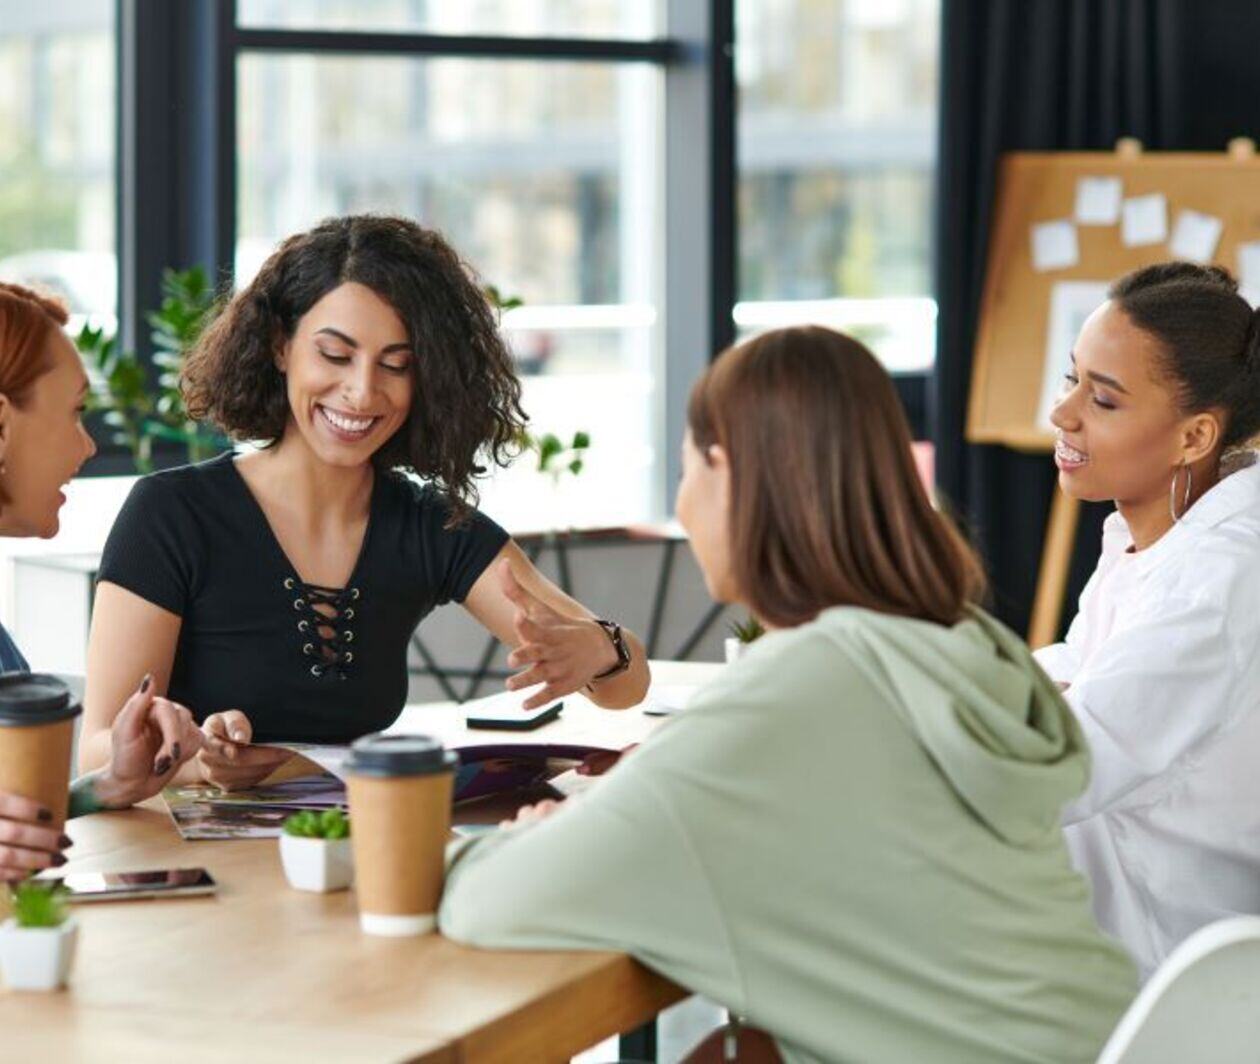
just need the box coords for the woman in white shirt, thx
[1037,261,1260,977]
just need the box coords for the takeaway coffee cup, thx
[345,733,458,937]
[0,674,81,831]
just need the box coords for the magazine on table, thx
[161,741,618,841]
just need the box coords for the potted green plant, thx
[76,265,229,473]
[145,266,230,463]
[518,428,592,532]
[725,616,765,664]
[279,809,353,893]
[0,881,77,991]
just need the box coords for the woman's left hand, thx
[499,561,618,710]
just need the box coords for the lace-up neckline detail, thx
[284,576,361,679]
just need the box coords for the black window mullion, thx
[190,0,238,293]
[231,27,679,63]
[708,0,737,359]
[90,0,236,476]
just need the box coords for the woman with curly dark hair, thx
[78,215,649,789]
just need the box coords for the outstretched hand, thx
[499,560,618,710]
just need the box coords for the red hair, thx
[0,282,68,408]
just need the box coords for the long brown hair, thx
[687,326,985,628]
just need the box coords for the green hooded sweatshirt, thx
[439,607,1137,1063]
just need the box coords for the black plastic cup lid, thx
[345,733,458,777]
[0,673,81,726]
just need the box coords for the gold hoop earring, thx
[1169,461,1193,523]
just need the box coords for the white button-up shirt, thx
[1036,452,1260,978]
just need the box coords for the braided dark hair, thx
[182,215,526,523]
[1109,262,1260,450]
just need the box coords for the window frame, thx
[99,0,927,494]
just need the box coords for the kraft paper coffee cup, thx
[345,734,458,937]
[0,674,81,832]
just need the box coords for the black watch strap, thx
[590,619,631,681]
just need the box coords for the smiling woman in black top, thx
[78,215,649,789]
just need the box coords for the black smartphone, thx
[45,868,218,903]
[465,700,564,731]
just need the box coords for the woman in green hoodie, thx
[439,326,1136,1063]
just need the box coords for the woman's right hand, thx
[0,791,67,883]
[196,710,293,792]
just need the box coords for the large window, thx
[0,2,116,331]
[35,2,943,515]
[735,0,939,372]
[235,14,664,530]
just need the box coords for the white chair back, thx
[1097,916,1260,1064]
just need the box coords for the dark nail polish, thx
[139,673,152,694]
[36,808,53,823]
[154,757,172,776]
[58,835,74,849]
[171,743,181,760]
[52,853,67,867]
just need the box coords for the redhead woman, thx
[79,215,648,790]
[1037,262,1260,977]
[439,326,1136,1063]
[0,283,202,882]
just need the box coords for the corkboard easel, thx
[968,139,1260,648]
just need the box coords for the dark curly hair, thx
[182,214,526,522]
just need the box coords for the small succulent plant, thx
[728,616,766,644]
[6,880,70,929]
[282,808,350,840]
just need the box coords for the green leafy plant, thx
[76,265,229,473]
[282,808,350,840]
[728,616,765,645]
[519,429,591,484]
[483,283,524,314]
[75,323,155,472]
[146,267,229,463]
[5,881,70,929]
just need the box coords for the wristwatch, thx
[590,619,631,682]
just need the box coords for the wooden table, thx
[1,662,721,1063]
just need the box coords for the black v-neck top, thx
[97,453,508,743]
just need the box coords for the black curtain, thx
[931,0,1260,637]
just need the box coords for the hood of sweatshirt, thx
[808,606,1088,846]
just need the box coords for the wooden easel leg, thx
[1028,489,1081,649]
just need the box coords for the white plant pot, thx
[0,917,78,991]
[724,637,747,664]
[280,834,354,893]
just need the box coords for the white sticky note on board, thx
[1037,281,1110,431]
[1121,194,1169,247]
[1075,176,1123,225]
[1237,241,1260,306]
[1169,210,1223,263]
[1031,219,1080,272]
